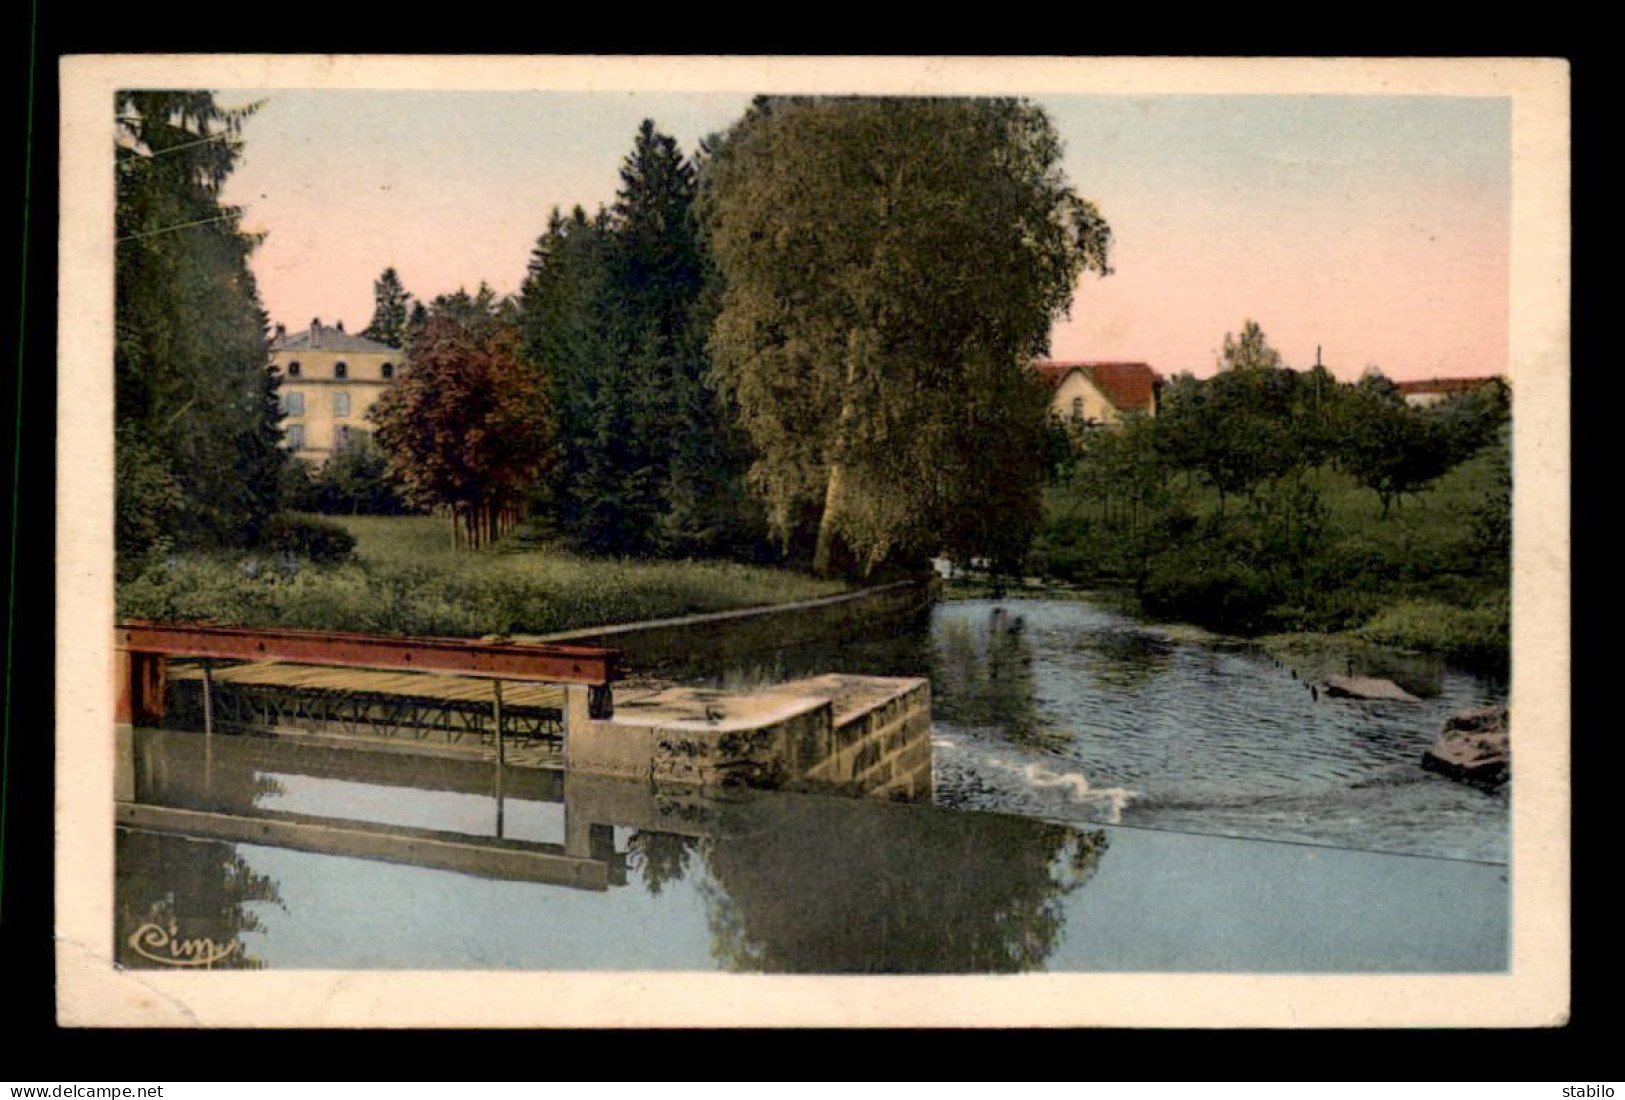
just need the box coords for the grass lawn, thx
[117,514,849,638]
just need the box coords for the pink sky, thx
[220,91,1509,382]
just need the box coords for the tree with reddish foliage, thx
[369,293,555,548]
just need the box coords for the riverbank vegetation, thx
[1033,325,1511,668]
[117,515,847,638]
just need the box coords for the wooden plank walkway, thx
[167,660,567,712]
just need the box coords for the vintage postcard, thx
[57,55,1569,1027]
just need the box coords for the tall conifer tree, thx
[115,90,285,569]
[522,121,755,557]
[362,266,412,348]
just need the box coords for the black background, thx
[2,7,1601,1074]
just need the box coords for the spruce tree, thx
[521,121,757,558]
[115,90,285,570]
[361,266,412,348]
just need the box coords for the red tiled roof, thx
[1035,360,1162,413]
[1394,376,1502,396]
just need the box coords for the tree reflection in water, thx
[690,795,1107,973]
[1082,627,1175,690]
[625,830,700,896]
[115,831,284,970]
[931,609,1053,749]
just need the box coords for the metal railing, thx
[114,621,622,762]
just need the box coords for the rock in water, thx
[1422,705,1510,788]
[1320,674,1423,703]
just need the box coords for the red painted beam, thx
[115,621,621,685]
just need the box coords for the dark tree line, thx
[115,91,286,576]
[520,120,758,560]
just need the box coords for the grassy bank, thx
[117,515,848,638]
[1032,431,1510,670]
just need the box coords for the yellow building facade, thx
[271,320,402,463]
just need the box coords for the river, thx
[114,593,1509,973]
[666,594,1510,864]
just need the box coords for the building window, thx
[1071,397,1084,421]
[336,425,351,449]
[333,391,351,417]
[281,391,305,416]
[334,361,348,379]
[381,362,394,380]
[287,361,301,377]
[285,424,305,450]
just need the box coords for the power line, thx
[116,212,237,244]
[117,128,241,160]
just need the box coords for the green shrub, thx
[1140,543,1279,633]
[263,515,357,563]
[115,427,185,580]
[1360,596,1509,670]
[115,516,849,638]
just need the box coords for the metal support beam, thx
[115,649,168,726]
[117,621,621,686]
[492,679,505,765]
[201,661,214,735]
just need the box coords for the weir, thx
[116,622,934,801]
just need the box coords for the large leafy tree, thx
[1154,322,1311,515]
[701,96,1112,576]
[369,291,555,547]
[115,91,285,570]
[1339,371,1507,517]
[361,266,412,349]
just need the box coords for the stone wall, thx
[794,676,934,802]
[527,578,934,676]
[564,674,934,802]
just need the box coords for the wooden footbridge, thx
[115,622,631,891]
[115,621,623,761]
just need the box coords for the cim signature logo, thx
[126,921,238,967]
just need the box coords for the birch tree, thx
[701,96,1111,576]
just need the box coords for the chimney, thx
[335,319,345,333]
[310,318,322,347]
[273,322,286,344]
